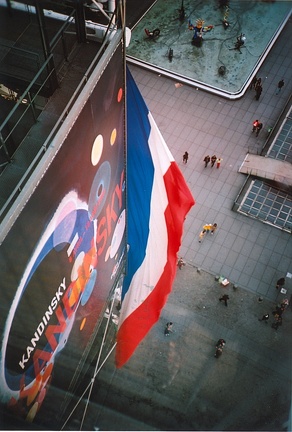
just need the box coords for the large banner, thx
[0,40,126,427]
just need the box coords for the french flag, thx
[115,69,195,368]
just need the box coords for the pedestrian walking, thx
[203,223,212,232]
[198,229,206,243]
[255,85,262,100]
[219,294,229,306]
[214,338,226,358]
[177,257,185,269]
[276,79,284,94]
[272,306,285,317]
[255,122,263,137]
[272,300,289,317]
[258,313,269,323]
[271,315,282,330]
[164,322,173,336]
[183,151,189,164]
[281,298,289,309]
[203,155,210,167]
[252,119,260,133]
[255,77,262,91]
[249,75,257,90]
[216,158,222,168]
[276,277,285,290]
[211,154,217,167]
[210,223,217,234]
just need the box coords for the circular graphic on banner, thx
[110,209,126,259]
[117,87,123,103]
[91,134,103,166]
[110,128,117,146]
[88,161,111,221]
[80,317,86,331]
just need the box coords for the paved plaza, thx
[82,266,292,431]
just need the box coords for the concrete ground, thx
[82,265,292,431]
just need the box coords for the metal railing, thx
[0,7,82,166]
[0,54,55,162]
[0,25,120,222]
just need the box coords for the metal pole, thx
[61,31,68,61]
[0,132,12,163]
[27,91,37,122]
[5,0,12,16]
[108,0,116,25]
[75,0,87,43]
[34,1,58,94]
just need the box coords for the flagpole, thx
[121,0,129,288]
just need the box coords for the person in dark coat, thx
[250,75,257,90]
[255,122,263,137]
[219,294,229,306]
[204,155,210,167]
[255,77,262,91]
[255,85,262,100]
[276,79,284,94]
[164,322,173,336]
[183,151,189,164]
[276,277,285,290]
[258,313,269,323]
[252,119,260,132]
[272,315,282,330]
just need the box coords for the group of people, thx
[252,119,263,137]
[183,152,223,168]
[250,76,285,101]
[199,223,217,242]
[258,276,289,330]
[259,298,289,330]
[250,76,263,100]
[203,155,222,168]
